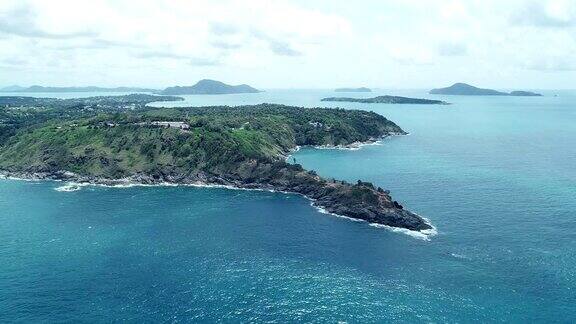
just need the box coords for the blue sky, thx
[0,0,575,89]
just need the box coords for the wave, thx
[46,179,434,240]
[287,133,408,157]
[54,182,88,192]
[369,221,437,241]
[0,174,42,182]
[309,200,436,241]
[450,253,469,260]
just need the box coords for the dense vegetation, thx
[0,94,182,145]
[0,100,402,178]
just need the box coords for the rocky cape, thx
[0,157,434,233]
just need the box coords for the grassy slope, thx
[0,104,403,179]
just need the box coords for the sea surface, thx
[1,89,575,322]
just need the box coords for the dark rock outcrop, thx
[1,160,433,232]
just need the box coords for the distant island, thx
[322,95,449,105]
[0,85,26,92]
[509,91,542,97]
[0,95,432,232]
[430,83,542,96]
[161,79,260,95]
[0,94,182,110]
[0,79,262,96]
[335,87,372,92]
[0,85,158,93]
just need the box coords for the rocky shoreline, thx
[284,133,407,160]
[0,167,435,236]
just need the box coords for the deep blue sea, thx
[1,89,575,322]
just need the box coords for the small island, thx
[509,91,542,97]
[322,95,449,105]
[430,83,542,96]
[161,79,260,95]
[0,95,432,232]
[335,87,372,92]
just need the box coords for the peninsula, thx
[335,87,372,92]
[430,83,542,96]
[161,79,260,95]
[0,95,432,232]
[322,95,449,105]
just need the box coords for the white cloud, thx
[438,42,468,56]
[511,0,576,27]
[0,0,574,88]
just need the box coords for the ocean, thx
[1,89,575,322]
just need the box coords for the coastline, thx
[0,169,436,240]
[284,132,408,161]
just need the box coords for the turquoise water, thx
[1,90,575,322]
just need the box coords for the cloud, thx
[135,49,226,67]
[438,42,467,56]
[211,41,242,50]
[510,0,576,27]
[0,0,574,88]
[523,57,576,71]
[388,44,434,66]
[0,0,343,71]
[190,57,221,66]
[0,4,96,39]
[250,30,302,56]
[50,39,140,51]
[2,57,28,66]
[267,40,302,56]
[135,51,190,60]
[209,22,240,36]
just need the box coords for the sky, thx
[0,0,575,89]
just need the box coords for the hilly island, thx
[430,83,542,96]
[161,79,260,95]
[0,94,432,232]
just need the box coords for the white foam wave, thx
[312,203,364,222]
[369,222,437,241]
[450,253,469,260]
[6,172,435,241]
[0,174,42,182]
[310,201,436,240]
[54,182,88,192]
